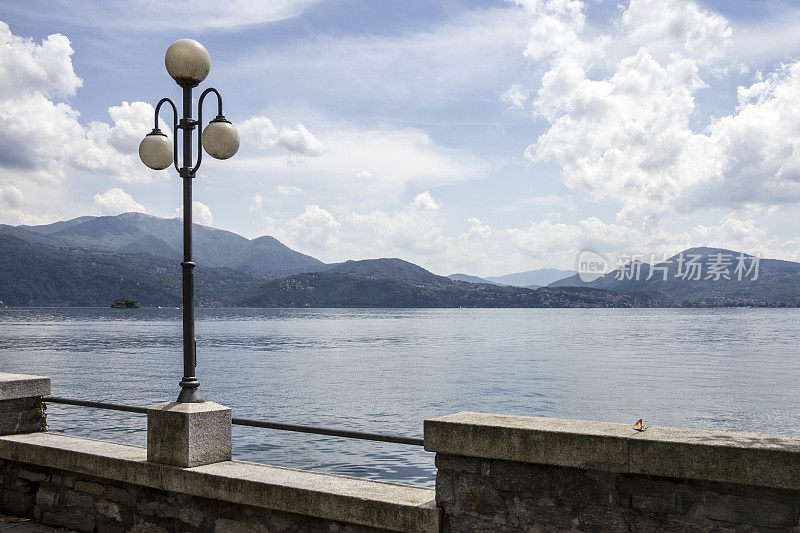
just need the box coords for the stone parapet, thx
[0,432,439,532]
[425,412,800,531]
[425,411,800,490]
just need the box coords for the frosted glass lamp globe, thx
[202,117,239,160]
[139,130,173,170]
[164,39,211,86]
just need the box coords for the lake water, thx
[1,307,799,488]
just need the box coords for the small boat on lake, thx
[111,297,140,309]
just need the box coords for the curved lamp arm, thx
[191,87,223,174]
[154,97,179,172]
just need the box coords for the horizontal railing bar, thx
[43,396,425,447]
[230,417,424,446]
[45,396,149,414]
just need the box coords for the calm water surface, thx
[1,307,799,487]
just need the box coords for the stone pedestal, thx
[147,401,231,467]
[0,373,50,435]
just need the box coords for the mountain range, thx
[236,258,649,308]
[550,247,800,305]
[1,213,796,307]
[448,273,498,285]
[1,212,323,280]
[0,234,255,307]
[0,213,648,308]
[448,268,578,288]
[485,268,578,288]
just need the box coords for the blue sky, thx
[1,0,800,276]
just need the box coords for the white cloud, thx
[0,24,167,224]
[518,0,800,225]
[79,101,163,182]
[459,217,491,241]
[622,0,732,65]
[238,116,279,149]
[30,1,321,31]
[229,123,489,199]
[0,22,82,99]
[228,7,532,107]
[490,214,791,275]
[276,185,303,195]
[239,116,325,157]
[411,191,440,210]
[296,126,486,188]
[255,192,800,275]
[175,201,213,226]
[275,123,326,157]
[0,186,22,209]
[93,188,146,215]
[689,63,800,210]
[282,205,340,249]
[0,22,83,178]
[0,24,156,181]
[347,209,449,256]
[501,83,530,110]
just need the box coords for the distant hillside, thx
[117,234,182,260]
[486,268,577,287]
[236,271,653,308]
[0,224,62,246]
[18,216,95,235]
[448,273,497,285]
[224,235,325,278]
[550,247,800,305]
[0,234,259,307]
[0,212,323,280]
[324,258,448,285]
[7,213,798,308]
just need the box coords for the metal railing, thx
[44,396,425,447]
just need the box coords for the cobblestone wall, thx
[435,452,800,532]
[0,397,45,436]
[0,459,389,533]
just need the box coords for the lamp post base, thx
[177,377,203,403]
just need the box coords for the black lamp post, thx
[138,39,240,403]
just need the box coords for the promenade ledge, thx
[0,433,437,532]
[426,412,800,531]
[2,372,800,531]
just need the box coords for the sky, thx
[0,0,799,277]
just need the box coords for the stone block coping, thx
[424,411,800,491]
[0,432,438,533]
[0,373,50,401]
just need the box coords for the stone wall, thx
[0,397,45,436]
[434,453,800,531]
[425,412,800,532]
[0,373,49,437]
[0,372,438,533]
[6,369,800,532]
[1,459,388,532]
[0,432,438,533]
